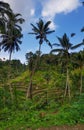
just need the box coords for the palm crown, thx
[29,19,55,49]
[0,11,24,60]
[51,33,84,59]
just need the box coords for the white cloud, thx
[30,9,35,16]
[1,0,81,31]
[2,0,36,32]
[49,22,55,30]
[2,0,34,15]
[0,51,9,60]
[41,0,81,29]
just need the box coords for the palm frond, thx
[44,21,51,31]
[30,23,40,33]
[44,38,52,48]
[14,24,22,31]
[57,36,64,47]
[0,1,11,11]
[52,43,60,46]
[71,33,76,37]
[82,2,84,6]
[46,30,55,34]
[37,19,44,31]
[14,13,21,17]
[71,42,83,50]
[81,27,84,32]
[28,32,37,35]
[51,49,64,53]
[36,35,40,39]
[63,33,69,47]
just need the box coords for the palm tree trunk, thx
[26,44,41,100]
[8,52,14,103]
[80,70,82,95]
[9,51,12,61]
[33,43,41,74]
[38,43,41,68]
[26,79,32,99]
[39,43,41,56]
[26,71,33,99]
[64,67,71,100]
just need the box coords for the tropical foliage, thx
[0,1,84,130]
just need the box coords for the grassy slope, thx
[0,69,84,129]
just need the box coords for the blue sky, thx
[0,0,84,63]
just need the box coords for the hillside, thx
[0,57,84,129]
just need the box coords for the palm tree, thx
[27,19,55,99]
[75,51,84,94]
[29,19,55,66]
[0,12,24,104]
[51,33,83,100]
[1,29,22,60]
[0,13,24,60]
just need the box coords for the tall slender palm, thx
[51,33,83,100]
[1,30,23,104]
[29,19,54,71]
[27,19,55,99]
[75,51,84,94]
[0,11,24,103]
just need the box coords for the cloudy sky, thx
[0,0,84,63]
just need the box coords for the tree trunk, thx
[9,51,12,61]
[8,52,14,104]
[33,43,41,74]
[26,44,41,100]
[36,43,41,70]
[26,80,32,99]
[80,70,82,95]
[64,67,71,100]
[26,71,33,99]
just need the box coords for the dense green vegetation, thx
[0,1,84,130]
[0,53,84,129]
[0,94,84,129]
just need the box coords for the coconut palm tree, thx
[75,51,84,94]
[51,33,83,100]
[0,13,24,60]
[27,19,54,99]
[0,11,24,104]
[1,29,22,60]
[29,19,55,70]
[0,28,23,103]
